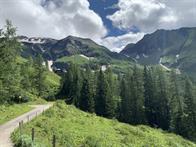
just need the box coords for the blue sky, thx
[88,0,140,37]
[88,0,125,37]
[0,0,196,52]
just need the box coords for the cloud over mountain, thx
[0,0,107,40]
[0,0,196,52]
[107,0,196,33]
[101,32,144,52]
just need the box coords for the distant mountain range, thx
[19,35,133,73]
[121,27,196,77]
[19,27,196,77]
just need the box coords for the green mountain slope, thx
[19,36,133,73]
[121,27,196,77]
[12,101,196,147]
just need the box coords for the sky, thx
[0,0,196,52]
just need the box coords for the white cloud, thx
[105,0,196,51]
[0,0,107,40]
[1,0,196,52]
[162,0,196,28]
[107,0,178,33]
[100,32,144,52]
[107,0,196,33]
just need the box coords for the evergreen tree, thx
[79,67,94,112]
[34,54,47,97]
[105,67,116,118]
[95,69,114,117]
[95,69,106,116]
[59,63,82,105]
[79,78,94,112]
[119,77,132,123]
[144,66,156,126]
[156,68,170,130]
[169,70,184,134]
[57,64,74,101]
[0,20,21,102]
[131,65,146,124]
[183,78,196,140]
[72,65,82,106]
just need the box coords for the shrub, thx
[81,136,102,147]
[14,135,43,147]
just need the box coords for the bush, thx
[10,95,29,104]
[14,135,43,147]
[81,136,102,147]
[45,95,56,101]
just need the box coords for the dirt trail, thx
[0,104,53,147]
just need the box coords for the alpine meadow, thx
[0,0,196,147]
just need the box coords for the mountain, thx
[12,101,196,147]
[19,35,134,73]
[121,27,196,77]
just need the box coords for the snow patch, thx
[79,54,94,60]
[79,54,90,60]
[101,65,107,71]
[125,54,130,57]
[176,68,181,74]
[159,57,171,71]
[160,64,171,71]
[48,60,53,72]
[136,54,140,59]
[20,38,45,44]
[42,62,46,66]
[159,57,162,64]
[175,54,180,63]
[143,54,148,58]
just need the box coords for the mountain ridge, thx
[121,27,196,77]
[19,35,133,73]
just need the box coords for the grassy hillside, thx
[56,55,90,65]
[54,54,137,74]
[12,101,196,147]
[0,104,32,125]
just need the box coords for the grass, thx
[12,101,196,147]
[16,56,28,64]
[45,71,61,87]
[55,55,89,65]
[0,104,32,125]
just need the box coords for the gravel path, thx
[0,104,53,147]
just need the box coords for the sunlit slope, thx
[12,101,196,147]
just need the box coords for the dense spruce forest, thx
[57,62,196,142]
[1,21,196,143]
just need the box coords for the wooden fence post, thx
[27,115,30,121]
[19,121,23,146]
[19,122,22,137]
[52,135,56,147]
[32,128,35,142]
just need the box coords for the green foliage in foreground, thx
[12,102,196,147]
[0,104,32,125]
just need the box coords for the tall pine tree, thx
[169,70,184,134]
[183,78,196,140]
[131,65,146,124]
[144,66,156,126]
[0,20,21,103]
[156,68,170,130]
[79,67,94,112]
